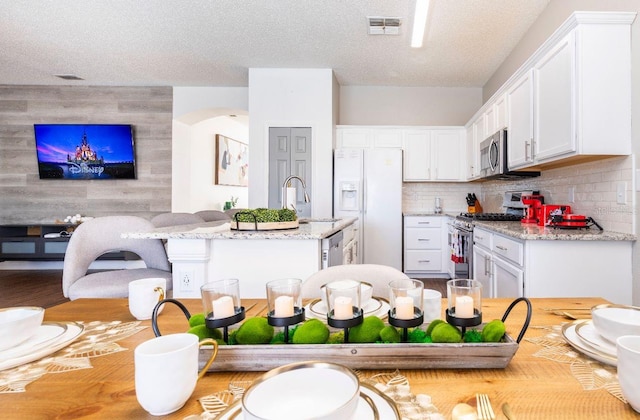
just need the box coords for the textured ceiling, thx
[0,0,550,87]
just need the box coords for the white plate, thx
[0,322,85,371]
[562,321,617,367]
[215,382,400,419]
[0,322,68,361]
[305,297,390,321]
[574,320,617,358]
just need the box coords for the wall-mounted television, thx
[34,124,137,180]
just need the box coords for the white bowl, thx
[0,306,45,351]
[242,361,360,420]
[591,304,640,343]
[320,280,373,308]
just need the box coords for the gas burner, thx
[457,213,522,222]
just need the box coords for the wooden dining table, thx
[1,297,637,419]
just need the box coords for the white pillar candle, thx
[395,296,415,320]
[333,296,353,320]
[212,295,235,319]
[455,295,474,318]
[274,295,294,317]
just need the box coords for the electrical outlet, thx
[568,186,575,203]
[178,269,195,292]
[617,182,627,204]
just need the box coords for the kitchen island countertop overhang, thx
[122,217,357,298]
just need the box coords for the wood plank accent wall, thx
[0,85,173,224]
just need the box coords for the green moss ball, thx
[235,317,274,344]
[481,319,506,342]
[379,325,401,343]
[186,324,222,340]
[348,316,385,343]
[292,319,330,344]
[326,331,345,344]
[430,322,462,343]
[425,319,445,336]
[188,313,206,327]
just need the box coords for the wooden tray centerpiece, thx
[152,298,532,371]
[230,208,299,231]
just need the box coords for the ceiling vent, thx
[54,74,84,81]
[367,16,401,35]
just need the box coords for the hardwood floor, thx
[0,270,68,309]
[0,269,449,309]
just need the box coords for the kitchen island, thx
[124,217,357,298]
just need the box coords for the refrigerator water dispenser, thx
[338,182,359,211]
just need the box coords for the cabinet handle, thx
[418,260,431,263]
[475,235,484,240]
[484,257,489,276]
[418,222,431,225]
[418,238,430,241]
[495,245,508,251]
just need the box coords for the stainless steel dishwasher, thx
[321,230,344,269]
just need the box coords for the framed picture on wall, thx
[215,134,248,186]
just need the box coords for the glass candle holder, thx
[265,278,305,343]
[388,279,424,320]
[266,278,302,318]
[325,280,363,342]
[201,278,245,342]
[201,278,242,319]
[388,279,424,341]
[446,279,482,331]
[325,279,361,320]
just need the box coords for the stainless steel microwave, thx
[479,130,540,180]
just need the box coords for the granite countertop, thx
[403,212,459,217]
[122,217,357,240]
[473,220,636,241]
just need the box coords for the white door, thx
[534,32,576,162]
[432,129,463,181]
[472,246,493,298]
[493,256,524,298]
[402,129,431,181]
[507,69,535,169]
[363,148,402,270]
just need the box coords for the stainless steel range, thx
[448,191,535,279]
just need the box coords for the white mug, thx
[617,335,640,413]
[135,333,218,416]
[129,278,166,320]
[423,289,442,323]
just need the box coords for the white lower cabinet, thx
[473,225,633,304]
[473,227,524,298]
[403,216,448,276]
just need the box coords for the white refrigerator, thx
[333,148,403,271]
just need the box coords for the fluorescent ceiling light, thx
[411,0,430,48]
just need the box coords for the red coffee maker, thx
[521,195,544,224]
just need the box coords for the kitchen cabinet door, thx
[506,69,534,169]
[371,129,402,148]
[493,256,524,298]
[472,245,493,298]
[534,33,576,162]
[494,93,508,130]
[432,129,464,181]
[402,130,431,181]
[465,125,477,180]
[336,127,369,148]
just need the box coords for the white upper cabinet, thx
[432,129,464,181]
[336,127,402,149]
[534,32,575,162]
[507,69,535,169]
[402,129,431,181]
[468,12,634,172]
[403,128,465,182]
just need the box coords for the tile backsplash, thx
[403,155,634,234]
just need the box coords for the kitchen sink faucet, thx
[282,175,310,210]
